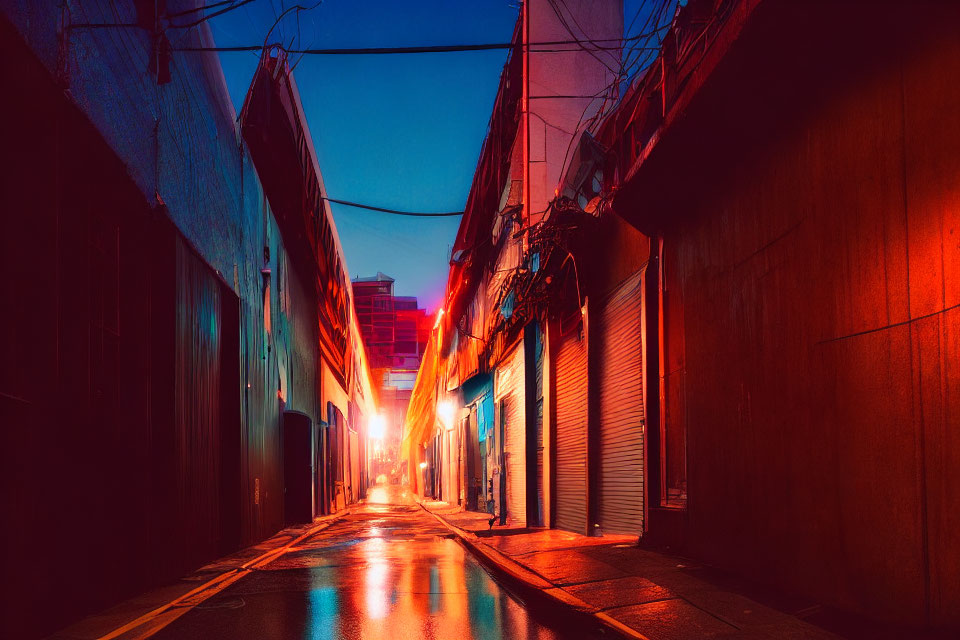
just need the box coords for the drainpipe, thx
[584,296,600,536]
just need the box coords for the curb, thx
[419,503,650,640]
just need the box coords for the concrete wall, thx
[617,0,960,626]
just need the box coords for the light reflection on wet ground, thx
[152,485,575,640]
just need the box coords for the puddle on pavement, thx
[292,536,580,640]
[152,501,593,640]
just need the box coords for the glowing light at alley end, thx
[368,413,386,441]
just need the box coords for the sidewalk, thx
[420,499,840,640]
[48,512,348,640]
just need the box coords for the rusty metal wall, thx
[617,0,960,626]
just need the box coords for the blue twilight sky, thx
[206,0,661,313]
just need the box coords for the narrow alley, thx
[3,1,960,638]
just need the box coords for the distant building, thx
[352,273,429,474]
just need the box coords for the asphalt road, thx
[151,484,575,640]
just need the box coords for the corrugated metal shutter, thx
[496,340,526,526]
[597,271,645,536]
[554,326,588,534]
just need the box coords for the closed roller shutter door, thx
[497,341,526,526]
[554,326,588,535]
[597,271,645,536]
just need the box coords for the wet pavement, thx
[150,485,577,640]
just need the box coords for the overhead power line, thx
[173,28,667,55]
[167,0,242,19]
[180,42,514,54]
[168,0,258,30]
[322,197,463,217]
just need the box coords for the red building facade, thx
[352,273,428,475]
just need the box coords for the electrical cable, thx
[177,42,631,54]
[322,197,463,217]
[612,0,674,102]
[545,0,619,75]
[591,0,669,129]
[624,0,650,39]
[262,2,322,49]
[621,0,675,80]
[171,27,673,54]
[548,0,677,205]
[168,0,258,30]
[168,0,240,19]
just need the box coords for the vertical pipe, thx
[522,0,530,229]
[584,296,598,536]
[643,240,661,521]
[657,236,667,506]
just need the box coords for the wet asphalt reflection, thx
[152,485,575,640]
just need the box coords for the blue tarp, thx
[477,393,495,442]
[460,373,494,442]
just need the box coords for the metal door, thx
[283,411,314,524]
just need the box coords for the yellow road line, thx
[97,513,346,640]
